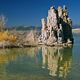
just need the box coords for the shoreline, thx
[72,28,80,33]
[0,42,73,49]
[0,29,74,49]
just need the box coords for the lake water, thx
[0,33,80,80]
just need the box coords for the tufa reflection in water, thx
[0,48,38,64]
[41,46,72,78]
[0,46,72,80]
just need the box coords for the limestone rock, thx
[23,30,38,46]
[39,5,74,46]
[47,36,57,45]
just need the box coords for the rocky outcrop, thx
[39,5,74,46]
[23,30,38,46]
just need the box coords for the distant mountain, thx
[6,26,41,31]
[72,25,80,29]
[6,25,80,31]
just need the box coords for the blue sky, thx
[0,0,80,27]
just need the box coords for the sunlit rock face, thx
[39,5,74,45]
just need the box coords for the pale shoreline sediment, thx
[72,28,80,33]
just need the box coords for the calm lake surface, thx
[0,33,80,80]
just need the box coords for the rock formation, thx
[39,5,74,46]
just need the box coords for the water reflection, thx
[0,46,72,80]
[41,46,72,78]
[0,48,38,64]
